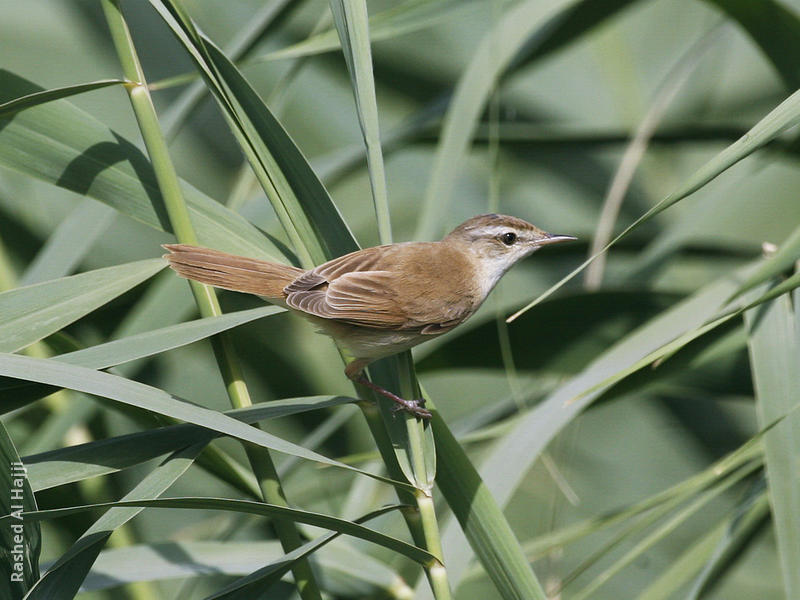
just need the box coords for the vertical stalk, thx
[319,7,448,586]
[328,0,392,244]
[396,355,449,597]
[416,492,449,597]
[358,354,451,599]
[356,397,451,599]
[100,2,322,598]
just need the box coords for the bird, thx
[163,214,575,419]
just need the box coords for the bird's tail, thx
[163,244,303,300]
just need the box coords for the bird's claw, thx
[390,398,432,420]
[352,375,431,419]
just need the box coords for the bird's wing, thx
[283,245,392,294]
[283,243,476,330]
[285,270,409,328]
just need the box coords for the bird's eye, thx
[500,232,517,245]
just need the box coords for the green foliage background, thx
[0,0,799,599]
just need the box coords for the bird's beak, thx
[536,233,577,246]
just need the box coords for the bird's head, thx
[444,214,575,288]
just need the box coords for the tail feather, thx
[163,244,303,299]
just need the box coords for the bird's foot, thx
[389,397,432,420]
[353,376,432,420]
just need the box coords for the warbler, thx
[164,214,575,418]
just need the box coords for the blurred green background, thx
[1,0,799,598]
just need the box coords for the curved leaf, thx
[0,79,125,118]
[0,353,406,490]
[0,259,165,353]
[83,540,402,597]
[0,69,283,261]
[430,261,760,594]
[25,444,203,600]
[10,498,433,566]
[0,306,284,410]
[509,84,800,321]
[147,2,359,266]
[25,396,352,491]
[419,291,679,374]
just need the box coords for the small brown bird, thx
[164,214,574,418]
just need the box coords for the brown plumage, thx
[165,241,482,333]
[163,214,575,418]
[164,244,303,298]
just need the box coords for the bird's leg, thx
[345,360,432,420]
